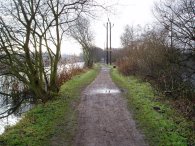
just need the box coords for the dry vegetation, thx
[114,0,195,120]
[57,66,85,88]
[115,27,195,118]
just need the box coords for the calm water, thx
[0,98,34,134]
[0,115,20,134]
[0,62,84,135]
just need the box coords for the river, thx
[0,62,84,134]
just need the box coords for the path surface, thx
[74,66,148,146]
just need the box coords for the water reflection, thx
[0,79,34,135]
[0,62,84,135]
[0,101,34,134]
[0,114,20,134]
[89,88,120,95]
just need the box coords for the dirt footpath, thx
[74,66,148,146]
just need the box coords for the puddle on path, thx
[90,88,120,95]
[102,69,109,72]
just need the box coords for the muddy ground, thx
[74,66,148,146]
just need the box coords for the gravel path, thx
[74,65,148,146]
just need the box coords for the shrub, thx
[115,25,195,118]
[56,65,85,88]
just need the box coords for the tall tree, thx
[0,0,97,117]
[69,16,94,68]
[154,0,195,52]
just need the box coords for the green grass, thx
[111,68,195,146]
[0,65,99,146]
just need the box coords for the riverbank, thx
[0,65,99,146]
[0,62,85,134]
[111,68,195,146]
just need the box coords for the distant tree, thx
[112,48,126,62]
[120,25,135,48]
[91,46,104,62]
[69,16,94,68]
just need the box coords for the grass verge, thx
[0,65,100,146]
[111,68,195,146]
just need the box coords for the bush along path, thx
[0,65,99,146]
[74,65,148,146]
[111,68,195,146]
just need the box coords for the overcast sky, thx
[62,0,158,55]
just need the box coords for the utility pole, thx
[109,20,111,65]
[104,18,114,65]
[109,19,114,65]
[106,21,109,64]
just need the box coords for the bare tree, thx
[154,0,195,87]
[120,25,135,48]
[0,0,98,117]
[69,16,94,68]
[91,46,104,62]
[154,0,195,52]
[120,25,143,49]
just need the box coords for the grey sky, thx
[62,0,158,55]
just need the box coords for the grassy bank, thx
[0,65,99,146]
[111,68,195,146]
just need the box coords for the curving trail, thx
[74,65,148,146]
